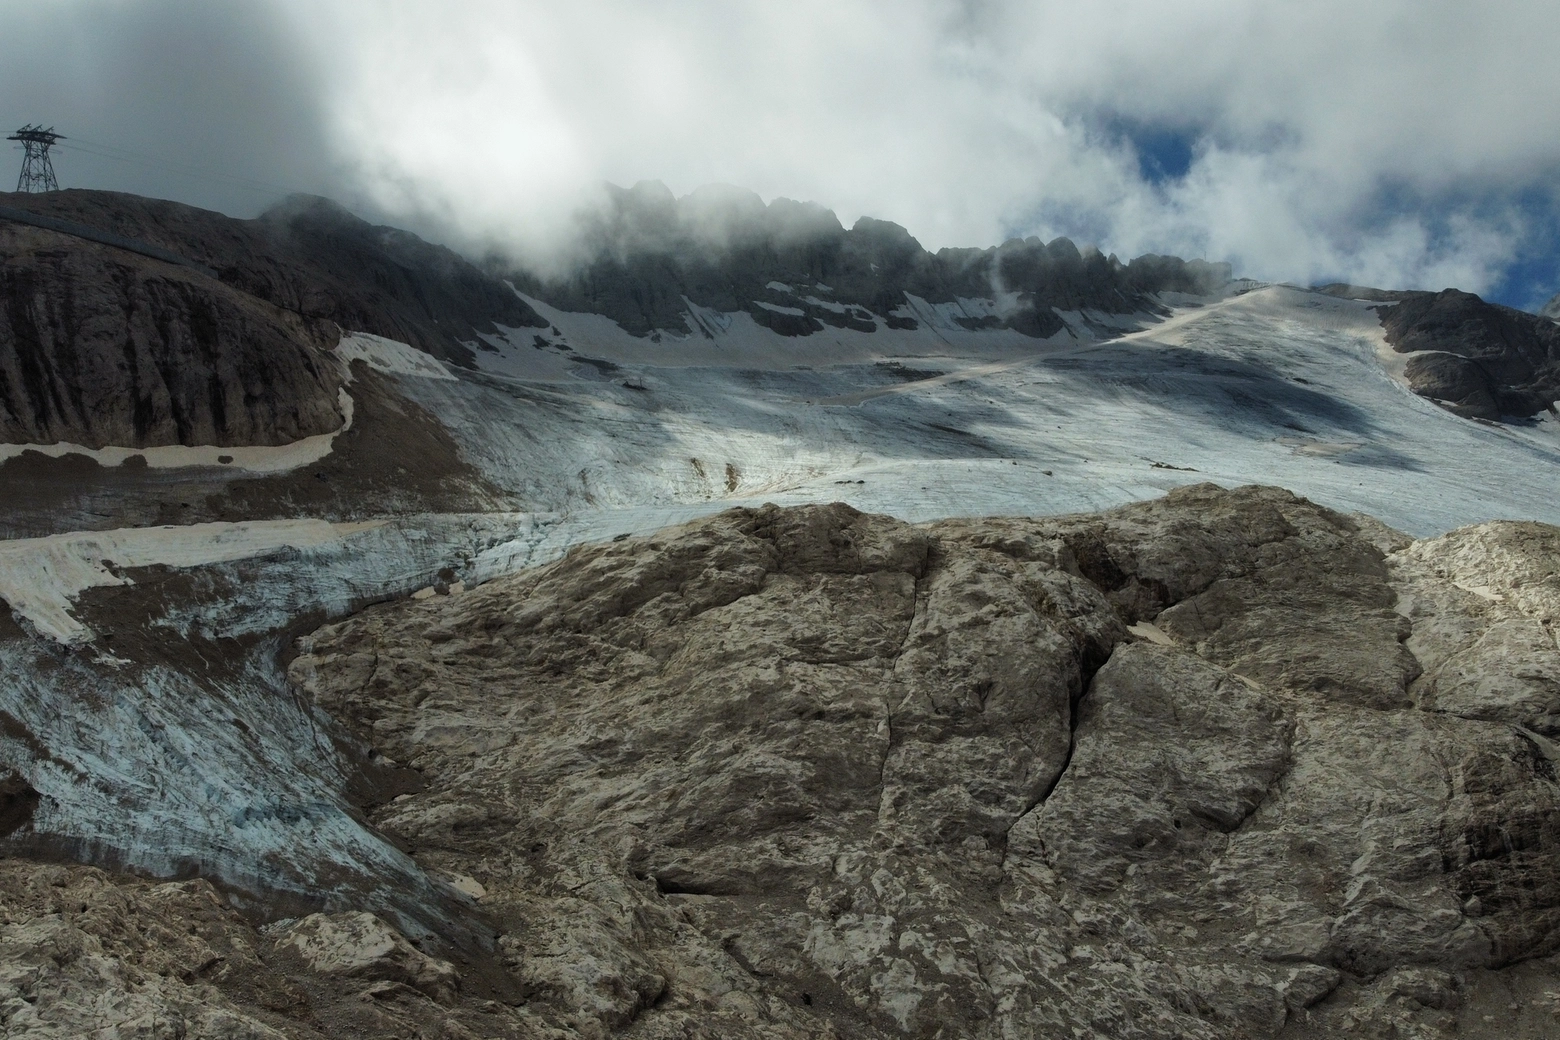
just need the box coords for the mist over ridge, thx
[7,2,1557,310]
[499,177,1232,341]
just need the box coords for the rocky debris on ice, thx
[0,860,543,1038]
[269,485,1560,1038]
[0,517,385,643]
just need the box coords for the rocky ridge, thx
[1378,288,1560,420]
[0,189,551,453]
[508,180,1232,340]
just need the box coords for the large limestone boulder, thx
[285,485,1560,1039]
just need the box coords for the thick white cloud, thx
[284,0,1560,293]
[7,1,1559,296]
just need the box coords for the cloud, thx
[5,1,1559,301]
[0,0,339,217]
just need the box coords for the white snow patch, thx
[754,300,806,316]
[0,519,384,644]
[335,331,456,380]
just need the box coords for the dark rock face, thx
[0,187,555,450]
[509,180,1232,338]
[1313,283,1417,303]
[0,223,345,448]
[242,195,548,365]
[1380,288,1560,419]
[0,190,547,368]
[1403,351,1500,420]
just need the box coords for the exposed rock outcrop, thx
[268,485,1560,1038]
[1542,292,1559,322]
[0,189,547,369]
[0,861,532,1039]
[0,187,558,452]
[510,180,1232,339]
[274,912,460,1004]
[1379,288,1560,420]
[0,220,345,448]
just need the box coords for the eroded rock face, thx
[511,179,1231,339]
[1,189,547,368]
[273,485,1560,1038]
[0,224,345,449]
[1380,288,1560,419]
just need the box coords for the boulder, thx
[288,488,1560,1038]
[275,911,459,1004]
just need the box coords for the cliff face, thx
[509,180,1232,339]
[1381,288,1560,419]
[0,222,344,448]
[0,189,548,370]
[0,189,551,451]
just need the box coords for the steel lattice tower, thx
[8,125,63,192]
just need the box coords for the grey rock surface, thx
[275,912,460,1004]
[273,485,1560,1037]
[1542,292,1560,321]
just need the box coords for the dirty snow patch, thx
[0,389,354,474]
[336,332,456,380]
[0,519,384,644]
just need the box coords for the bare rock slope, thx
[1380,288,1560,420]
[1,190,546,368]
[0,189,549,452]
[6,485,1560,1038]
[0,219,345,448]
